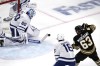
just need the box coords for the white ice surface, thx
[0,0,100,66]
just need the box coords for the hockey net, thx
[0,0,20,12]
[0,0,20,33]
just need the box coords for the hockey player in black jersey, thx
[72,23,100,66]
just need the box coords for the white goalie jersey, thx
[10,12,30,32]
[10,6,39,38]
[54,41,75,62]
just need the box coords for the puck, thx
[48,34,51,36]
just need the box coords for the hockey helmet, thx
[26,8,35,19]
[75,25,83,34]
[21,8,35,19]
[57,34,64,42]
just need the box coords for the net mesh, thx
[0,0,20,12]
[0,0,20,33]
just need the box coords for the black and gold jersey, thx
[73,25,96,55]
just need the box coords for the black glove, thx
[82,23,88,29]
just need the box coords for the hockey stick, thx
[5,36,24,43]
[28,33,51,44]
[4,34,50,44]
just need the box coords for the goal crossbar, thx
[0,0,16,5]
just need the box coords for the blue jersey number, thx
[63,43,73,52]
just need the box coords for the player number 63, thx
[80,36,93,49]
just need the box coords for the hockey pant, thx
[75,50,100,66]
[54,60,75,66]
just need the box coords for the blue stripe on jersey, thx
[10,24,17,28]
[10,24,19,37]
[17,27,25,32]
[10,23,25,31]
[18,26,26,30]
[17,26,28,32]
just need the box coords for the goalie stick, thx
[5,36,24,43]
[28,33,51,44]
[4,33,50,44]
[0,33,50,47]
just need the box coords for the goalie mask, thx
[26,8,35,19]
[57,34,64,42]
[75,25,83,34]
[21,8,35,19]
